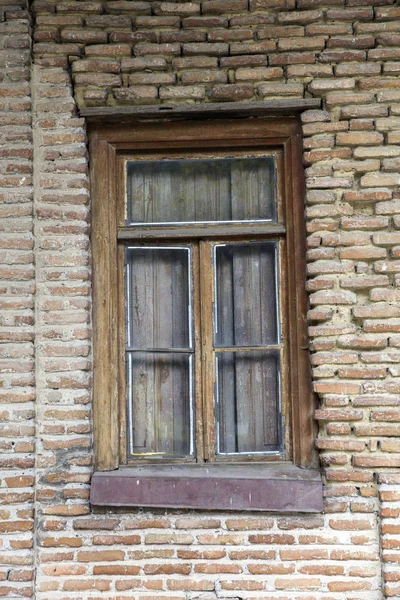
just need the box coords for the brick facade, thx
[2,0,400,597]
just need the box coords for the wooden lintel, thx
[81,99,321,124]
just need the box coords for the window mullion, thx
[192,242,205,463]
[199,240,216,463]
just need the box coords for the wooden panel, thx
[217,351,280,454]
[125,247,194,458]
[215,243,279,347]
[128,352,192,457]
[214,243,281,455]
[88,117,301,147]
[231,157,276,221]
[125,247,190,349]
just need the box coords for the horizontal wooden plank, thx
[126,347,193,353]
[118,223,286,240]
[81,99,321,124]
[214,345,281,353]
[90,464,323,512]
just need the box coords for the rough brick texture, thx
[0,1,35,598]
[1,0,400,597]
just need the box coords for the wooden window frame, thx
[89,116,321,511]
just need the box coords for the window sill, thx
[90,463,323,512]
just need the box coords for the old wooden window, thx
[89,115,321,511]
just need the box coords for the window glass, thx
[214,242,279,348]
[125,247,194,458]
[213,242,282,455]
[126,157,276,225]
[216,350,281,455]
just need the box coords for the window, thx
[89,115,322,511]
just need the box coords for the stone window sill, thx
[90,463,323,512]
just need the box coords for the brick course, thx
[1,0,400,597]
[0,2,34,598]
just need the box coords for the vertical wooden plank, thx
[129,353,148,453]
[215,161,231,221]
[260,247,281,450]
[216,353,237,453]
[128,249,155,454]
[192,243,204,462]
[216,244,281,453]
[260,244,278,345]
[91,138,119,471]
[261,352,279,449]
[126,161,145,224]
[181,162,196,222]
[200,241,216,461]
[233,247,256,452]
[157,252,176,454]
[257,158,275,221]
[215,246,236,453]
[118,244,127,463]
[285,133,318,467]
[173,250,191,454]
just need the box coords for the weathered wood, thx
[117,223,286,240]
[91,139,119,471]
[192,243,204,463]
[91,115,318,479]
[81,99,321,124]
[214,243,282,454]
[199,241,216,462]
[125,156,278,225]
[285,132,318,468]
[125,248,193,458]
[89,116,299,146]
[118,244,127,465]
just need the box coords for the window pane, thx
[214,242,279,348]
[216,351,281,455]
[125,247,191,350]
[127,352,194,458]
[126,157,276,224]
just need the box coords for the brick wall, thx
[0,1,35,597]
[1,0,400,597]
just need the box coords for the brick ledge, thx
[90,464,323,512]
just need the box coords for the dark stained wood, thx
[89,117,299,146]
[285,131,318,468]
[81,99,321,124]
[90,464,323,512]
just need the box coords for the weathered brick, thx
[183,42,228,56]
[113,86,158,102]
[209,83,253,100]
[202,0,247,13]
[235,67,282,81]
